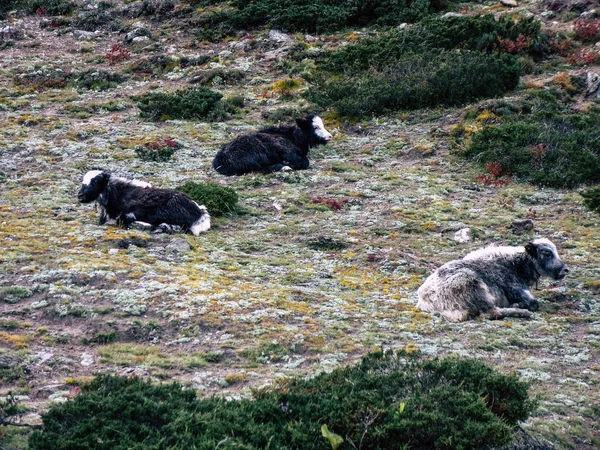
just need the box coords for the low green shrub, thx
[324,15,540,73]
[134,87,235,121]
[580,186,600,213]
[26,0,75,15]
[0,286,33,304]
[73,70,128,90]
[309,51,520,119]
[29,351,535,450]
[176,181,239,217]
[134,137,182,162]
[460,107,600,188]
[195,0,465,38]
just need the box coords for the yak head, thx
[78,169,110,204]
[525,238,569,280]
[296,114,333,146]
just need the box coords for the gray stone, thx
[268,29,294,44]
[453,228,471,243]
[586,71,600,97]
[166,238,191,252]
[132,36,150,43]
[73,30,99,40]
[125,28,151,43]
[263,46,291,60]
[442,12,462,18]
[501,0,518,6]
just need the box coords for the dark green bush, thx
[325,15,540,73]
[310,51,520,119]
[26,0,75,14]
[461,107,600,188]
[134,88,234,121]
[73,70,128,90]
[29,351,535,450]
[176,181,239,217]
[581,186,600,213]
[134,137,182,162]
[196,0,459,38]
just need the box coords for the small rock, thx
[0,26,22,40]
[268,29,294,44]
[442,12,462,18]
[397,22,408,29]
[263,46,291,60]
[580,8,597,18]
[586,71,600,97]
[305,34,318,42]
[73,30,99,40]
[540,10,555,18]
[230,40,252,52]
[34,384,68,400]
[31,300,49,309]
[509,219,534,234]
[125,27,151,43]
[132,36,150,43]
[501,0,518,6]
[166,238,191,252]
[81,353,94,366]
[453,228,471,243]
[35,351,54,365]
[108,248,119,255]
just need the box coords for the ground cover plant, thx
[307,15,540,118]
[456,94,600,188]
[195,0,460,39]
[28,351,535,449]
[134,87,235,121]
[1,0,600,448]
[176,181,239,217]
[134,137,182,162]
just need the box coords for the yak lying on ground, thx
[78,170,211,236]
[416,238,568,322]
[212,114,332,176]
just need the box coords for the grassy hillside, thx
[0,0,599,448]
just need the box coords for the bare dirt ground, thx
[1,2,599,448]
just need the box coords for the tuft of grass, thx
[1,286,33,304]
[176,181,239,217]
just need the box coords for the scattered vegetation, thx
[134,87,236,121]
[196,0,470,39]
[1,286,33,304]
[581,186,600,214]
[73,70,128,90]
[307,15,539,118]
[134,137,182,162]
[176,181,239,217]
[28,351,535,450]
[459,102,600,188]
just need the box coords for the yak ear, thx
[525,242,537,257]
[296,118,310,129]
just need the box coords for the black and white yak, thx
[416,238,569,321]
[212,114,332,176]
[77,170,211,236]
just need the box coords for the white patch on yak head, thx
[82,169,104,186]
[312,116,332,141]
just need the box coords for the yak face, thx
[525,238,569,280]
[296,114,332,146]
[78,170,109,203]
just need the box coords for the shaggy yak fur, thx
[212,114,332,176]
[78,170,211,236]
[417,238,569,322]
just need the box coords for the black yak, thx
[417,238,569,321]
[212,114,332,176]
[77,170,211,236]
